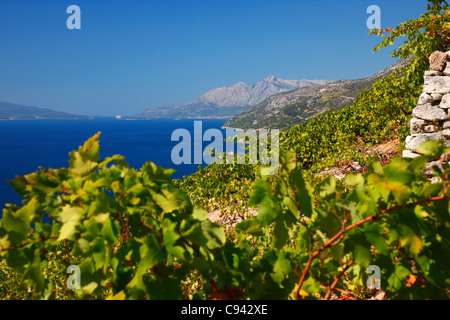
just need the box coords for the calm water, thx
[0,118,227,207]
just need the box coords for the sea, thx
[0,118,228,208]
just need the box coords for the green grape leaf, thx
[256,197,280,226]
[387,264,410,292]
[289,168,314,218]
[271,251,292,285]
[273,215,289,250]
[101,217,119,245]
[249,180,269,207]
[58,206,84,241]
[317,176,336,198]
[364,224,389,256]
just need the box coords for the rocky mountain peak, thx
[136,76,331,119]
[224,58,411,130]
[264,75,279,82]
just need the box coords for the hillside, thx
[0,101,88,120]
[136,76,330,119]
[224,59,410,130]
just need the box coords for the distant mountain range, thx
[0,101,88,120]
[224,59,410,130]
[1,59,407,127]
[136,76,330,119]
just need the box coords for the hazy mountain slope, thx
[0,101,88,120]
[136,76,330,119]
[224,59,410,130]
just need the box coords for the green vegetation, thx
[173,162,259,214]
[1,134,449,299]
[1,0,450,300]
[317,90,349,103]
[223,112,255,129]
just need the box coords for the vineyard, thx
[1,0,450,300]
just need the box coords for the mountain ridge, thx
[224,59,410,130]
[0,101,88,120]
[136,76,331,119]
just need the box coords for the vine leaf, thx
[57,205,84,241]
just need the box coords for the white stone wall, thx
[403,51,450,160]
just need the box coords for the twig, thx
[293,194,448,300]
[324,259,354,300]
[0,236,58,253]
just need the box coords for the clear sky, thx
[0,0,429,116]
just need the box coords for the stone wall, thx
[403,51,450,169]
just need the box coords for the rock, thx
[442,129,450,138]
[425,78,450,95]
[423,125,438,132]
[439,93,450,109]
[317,160,365,180]
[423,76,450,94]
[405,132,448,153]
[430,177,443,184]
[440,151,450,162]
[417,93,432,105]
[429,51,448,71]
[405,135,413,145]
[410,118,425,134]
[443,120,450,129]
[431,93,443,101]
[423,161,444,175]
[425,70,443,76]
[444,61,450,76]
[412,103,449,121]
[347,160,365,173]
[318,168,347,180]
[369,290,387,300]
[402,150,421,158]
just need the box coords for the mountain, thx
[0,101,88,120]
[136,76,330,119]
[224,59,410,130]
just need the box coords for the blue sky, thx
[0,0,428,116]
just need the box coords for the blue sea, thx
[0,118,228,208]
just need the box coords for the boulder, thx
[423,125,438,133]
[402,150,421,158]
[443,120,450,129]
[417,93,432,105]
[444,61,450,76]
[423,76,450,94]
[412,103,449,121]
[423,161,444,175]
[405,132,448,153]
[429,51,448,71]
[410,118,425,134]
[442,129,450,138]
[439,93,450,109]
